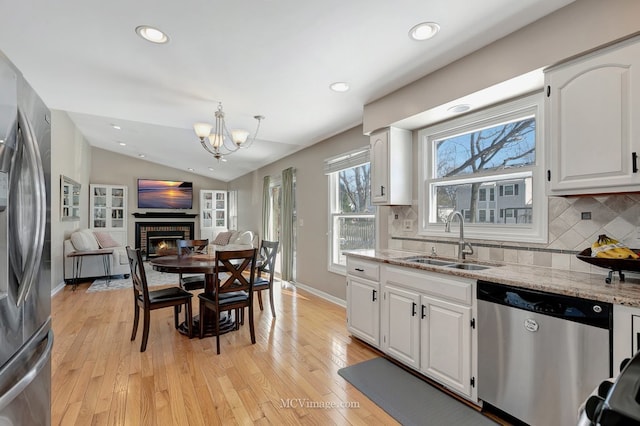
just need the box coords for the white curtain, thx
[281,167,295,281]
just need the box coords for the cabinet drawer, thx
[347,258,380,281]
[385,265,473,305]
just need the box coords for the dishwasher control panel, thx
[477,280,611,329]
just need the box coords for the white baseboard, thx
[287,280,346,308]
[51,281,66,297]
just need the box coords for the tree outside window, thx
[419,94,547,243]
[328,161,375,273]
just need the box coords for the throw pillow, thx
[212,231,233,246]
[232,231,253,246]
[70,229,100,251]
[94,231,120,248]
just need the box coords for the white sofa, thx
[209,230,258,252]
[63,229,130,282]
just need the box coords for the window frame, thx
[418,93,547,243]
[325,148,376,275]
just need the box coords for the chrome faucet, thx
[445,211,474,260]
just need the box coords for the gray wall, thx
[364,0,640,133]
[228,0,640,301]
[90,148,228,245]
[229,126,369,300]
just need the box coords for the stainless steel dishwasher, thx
[477,280,612,426]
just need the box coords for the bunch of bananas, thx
[591,234,639,259]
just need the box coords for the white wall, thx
[50,110,92,289]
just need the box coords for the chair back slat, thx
[177,239,209,257]
[214,249,256,298]
[126,246,150,305]
[258,240,279,279]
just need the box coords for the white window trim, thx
[418,93,547,244]
[325,148,374,275]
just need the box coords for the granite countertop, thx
[345,249,640,308]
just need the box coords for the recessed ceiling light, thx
[329,82,350,92]
[138,154,146,158]
[118,141,126,146]
[187,168,194,171]
[135,25,169,44]
[409,22,440,41]
[111,124,121,130]
[447,104,471,114]
[208,167,214,171]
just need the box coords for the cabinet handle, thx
[354,268,364,272]
[421,304,426,319]
[633,152,638,173]
[380,185,385,196]
[412,302,417,316]
[372,289,377,302]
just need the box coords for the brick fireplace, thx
[135,222,195,258]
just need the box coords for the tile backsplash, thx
[388,193,640,277]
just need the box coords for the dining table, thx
[149,252,259,337]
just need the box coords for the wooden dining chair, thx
[254,240,279,317]
[126,246,193,352]
[198,248,257,354]
[177,239,208,291]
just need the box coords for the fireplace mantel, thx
[132,212,198,219]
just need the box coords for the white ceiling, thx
[0,0,574,182]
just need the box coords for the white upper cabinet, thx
[89,184,127,245]
[200,190,227,240]
[545,36,640,195]
[370,127,412,205]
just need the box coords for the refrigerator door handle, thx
[0,321,53,412]
[13,108,46,306]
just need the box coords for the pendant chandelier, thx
[193,102,264,161]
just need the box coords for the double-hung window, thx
[325,147,375,274]
[418,93,547,243]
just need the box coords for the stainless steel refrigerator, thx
[0,50,53,425]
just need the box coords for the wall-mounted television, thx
[137,179,193,209]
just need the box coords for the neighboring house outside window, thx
[325,147,375,274]
[418,93,547,243]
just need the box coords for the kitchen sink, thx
[446,263,490,271]
[402,257,455,266]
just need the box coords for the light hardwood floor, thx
[51,278,399,425]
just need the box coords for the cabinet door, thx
[546,38,640,194]
[420,295,472,397]
[370,129,389,204]
[90,184,127,245]
[108,187,125,230]
[383,284,420,368]
[90,185,108,229]
[613,304,640,373]
[346,276,380,347]
[200,190,227,240]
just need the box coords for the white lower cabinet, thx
[346,258,381,347]
[381,264,477,402]
[346,275,380,347]
[420,295,472,397]
[613,304,640,373]
[383,284,420,368]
